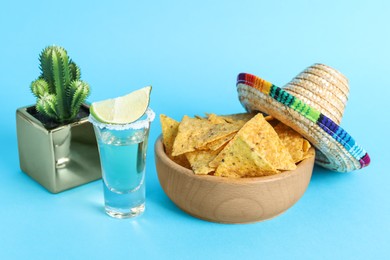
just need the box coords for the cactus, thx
[30,46,90,124]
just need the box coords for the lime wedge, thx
[90,86,152,124]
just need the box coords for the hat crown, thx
[283,63,349,125]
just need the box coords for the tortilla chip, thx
[301,147,315,161]
[303,139,311,154]
[214,136,279,178]
[218,113,256,129]
[160,114,178,155]
[207,113,227,124]
[273,123,312,163]
[198,132,236,151]
[194,115,205,120]
[172,116,240,156]
[265,116,280,127]
[220,113,256,123]
[185,146,224,175]
[210,114,296,171]
[160,114,191,168]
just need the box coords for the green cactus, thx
[30,46,90,124]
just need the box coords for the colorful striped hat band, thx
[236,63,370,172]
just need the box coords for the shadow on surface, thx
[149,188,200,221]
[310,165,349,183]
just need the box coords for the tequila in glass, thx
[90,108,154,218]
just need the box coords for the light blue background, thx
[1,0,389,259]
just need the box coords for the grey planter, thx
[16,104,101,193]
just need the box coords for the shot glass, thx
[89,108,155,218]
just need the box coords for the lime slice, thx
[90,86,152,124]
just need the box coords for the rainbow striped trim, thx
[237,73,370,169]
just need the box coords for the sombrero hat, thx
[237,63,370,172]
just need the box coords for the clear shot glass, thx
[89,108,155,218]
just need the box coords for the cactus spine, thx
[30,46,90,123]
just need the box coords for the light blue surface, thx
[1,0,389,259]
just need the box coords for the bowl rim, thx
[155,135,315,184]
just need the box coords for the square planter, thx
[16,104,101,193]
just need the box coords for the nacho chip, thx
[218,113,256,129]
[214,136,279,178]
[185,145,224,175]
[160,114,190,168]
[220,113,256,123]
[172,115,240,156]
[198,132,236,151]
[210,114,296,171]
[207,113,227,124]
[273,123,312,163]
[303,139,311,154]
[264,115,280,127]
[301,147,315,161]
[160,114,178,155]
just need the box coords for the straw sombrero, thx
[237,63,370,172]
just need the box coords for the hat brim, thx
[237,73,370,172]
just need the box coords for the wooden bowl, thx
[154,136,315,224]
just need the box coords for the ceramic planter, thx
[16,104,101,193]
